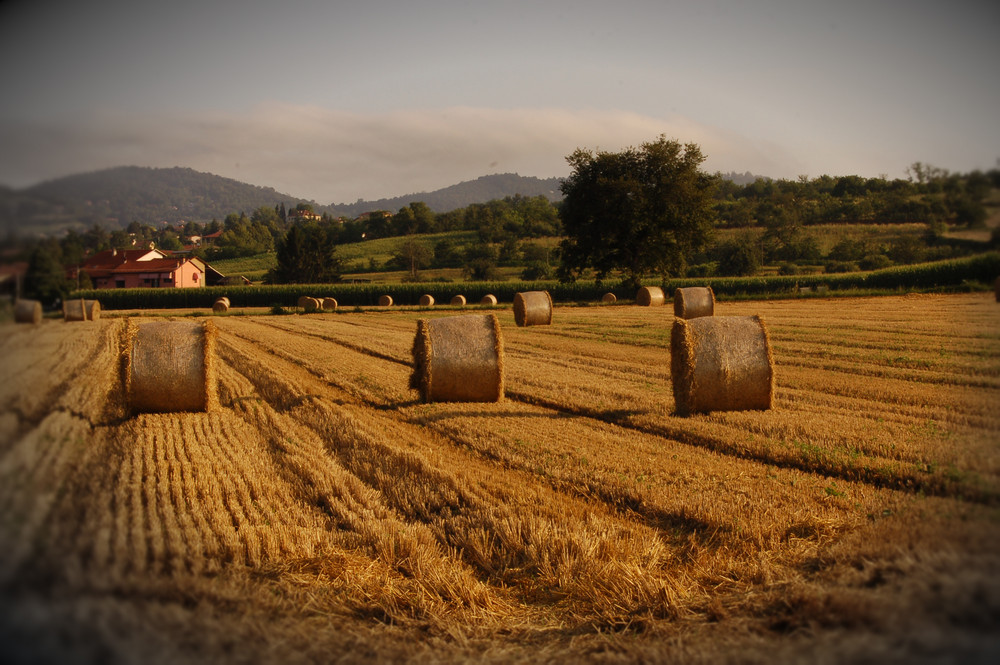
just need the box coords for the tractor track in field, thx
[213,317,997,507]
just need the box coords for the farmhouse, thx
[72,247,223,289]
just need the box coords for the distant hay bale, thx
[212,297,230,313]
[671,315,774,416]
[14,299,42,324]
[419,294,435,307]
[601,292,617,304]
[321,297,338,311]
[410,313,504,403]
[297,296,319,312]
[636,286,665,307]
[450,295,466,306]
[379,295,393,307]
[674,286,714,319]
[63,298,101,321]
[480,294,497,306]
[513,291,552,327]
[125,320,217,413]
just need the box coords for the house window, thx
[115,280,125,288]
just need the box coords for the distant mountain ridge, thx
[0,166,567,235]
[0,166,767,236]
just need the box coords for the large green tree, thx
[271,223,341,284]
[557,136,717,289]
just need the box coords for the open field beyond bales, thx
[0,294,998,663]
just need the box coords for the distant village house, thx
[70,248,224,289]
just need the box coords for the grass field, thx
[1,294,998,663]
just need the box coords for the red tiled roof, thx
[108,258,188,274]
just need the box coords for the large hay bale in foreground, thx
[602,292,617,304]
[671,315,773,416]
[212,297,230,313]
[321,297,338,311]
[14,299,42,324]
[480,294,497,306]
[410,314,504,403]
[297,296,319,312]
[63,299,101,321]
[379,295,393,307]
[419,294,435,307]
[125,320,217,413]
[513,291,552,327]
[450,295,466,306]
[674,286,715,319]
[636,286,665,307]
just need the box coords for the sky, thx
[0,0,997,204]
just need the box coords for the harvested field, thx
[0,293,998,664]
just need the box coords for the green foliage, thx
[72,253,1000,310]
[25,239,72,305]
[271,223,341,284]
[558,136,717,289]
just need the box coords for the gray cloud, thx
[0,104,814,203]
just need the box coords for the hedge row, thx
[72,252,1000,311]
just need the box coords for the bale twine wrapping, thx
[379,295,393,307]
[321,297,338,311]
[419,294,435,307]
[480,294,497,306]
[410,314,504,403]
[298,296,320,312]
[602,292,617,304]
[212,297,230,313]
[671,315,774,416]
[450,295,466,306]
[636,286,665,307]
[513,291,553,327]
[63,299,101,321]
[674,286,715,319]
[14,299,42,324]
[125,320,217,413]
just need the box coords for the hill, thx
[0,167,566,236]
[327,173,564,218]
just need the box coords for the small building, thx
[73,248,222,289]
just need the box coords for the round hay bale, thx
[419,294,435,307]
[379,295,393,307]
[450,295,466,306]
[125,320,217,413]
[297,296,320,312]
[63,299,101,321]
[212,297,230,313]
[671,315,774,416]
[513,291,553,327]
[601,292,617,304]
[410,314,504,403]
[674,286,715,319]
[480,294,497,306]
[14,299,42,324]
[636,286,665,307]
[321,297,338,311]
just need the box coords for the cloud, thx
[0,104,801,203]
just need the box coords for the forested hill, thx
[328,173,564,218]
[0,167,566,235]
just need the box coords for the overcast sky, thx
[0,0,997,204]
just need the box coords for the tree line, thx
[6,135,999,304]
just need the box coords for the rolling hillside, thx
[0,167,565,235]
